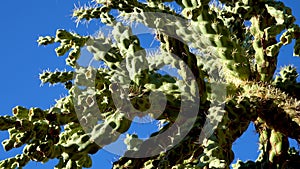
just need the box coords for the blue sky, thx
[0,1,299,169]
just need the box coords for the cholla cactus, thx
[1,0,300,169]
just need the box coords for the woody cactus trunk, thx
[1,0,300,168]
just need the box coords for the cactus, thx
[1,0,300,169]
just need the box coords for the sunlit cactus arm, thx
[0,154,30,169]
[38,29,90,67]
[268,129,289,166]
[67,63,200,168]
[81,10,203,118]
[75,0,206,86]
[37,36,55,45]
[185,1,251,80]
[0,110,58,168]
[131,0,252,81]
[112,96,252,168]
[233,117,300,169]
[96,0,179,16]
[266,1,300,57]
[73,1,189,77]
[1,107,56,152]
[249,13,281,82]
[73,5,116,26]
[112,107,208,169]
[0,95,95,169]
[39,70,74,85]
[110,22,149,86]
[196,96,254,168]
[213,0,297,82]
[82,14,153,86]
[71,63,190,160]
[252,117,290,168]
[73,0,179,21]
[247,1,296,81]
[99,0,251,81]
[0,92,122,169]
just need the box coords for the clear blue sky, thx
[0,1,299,169]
